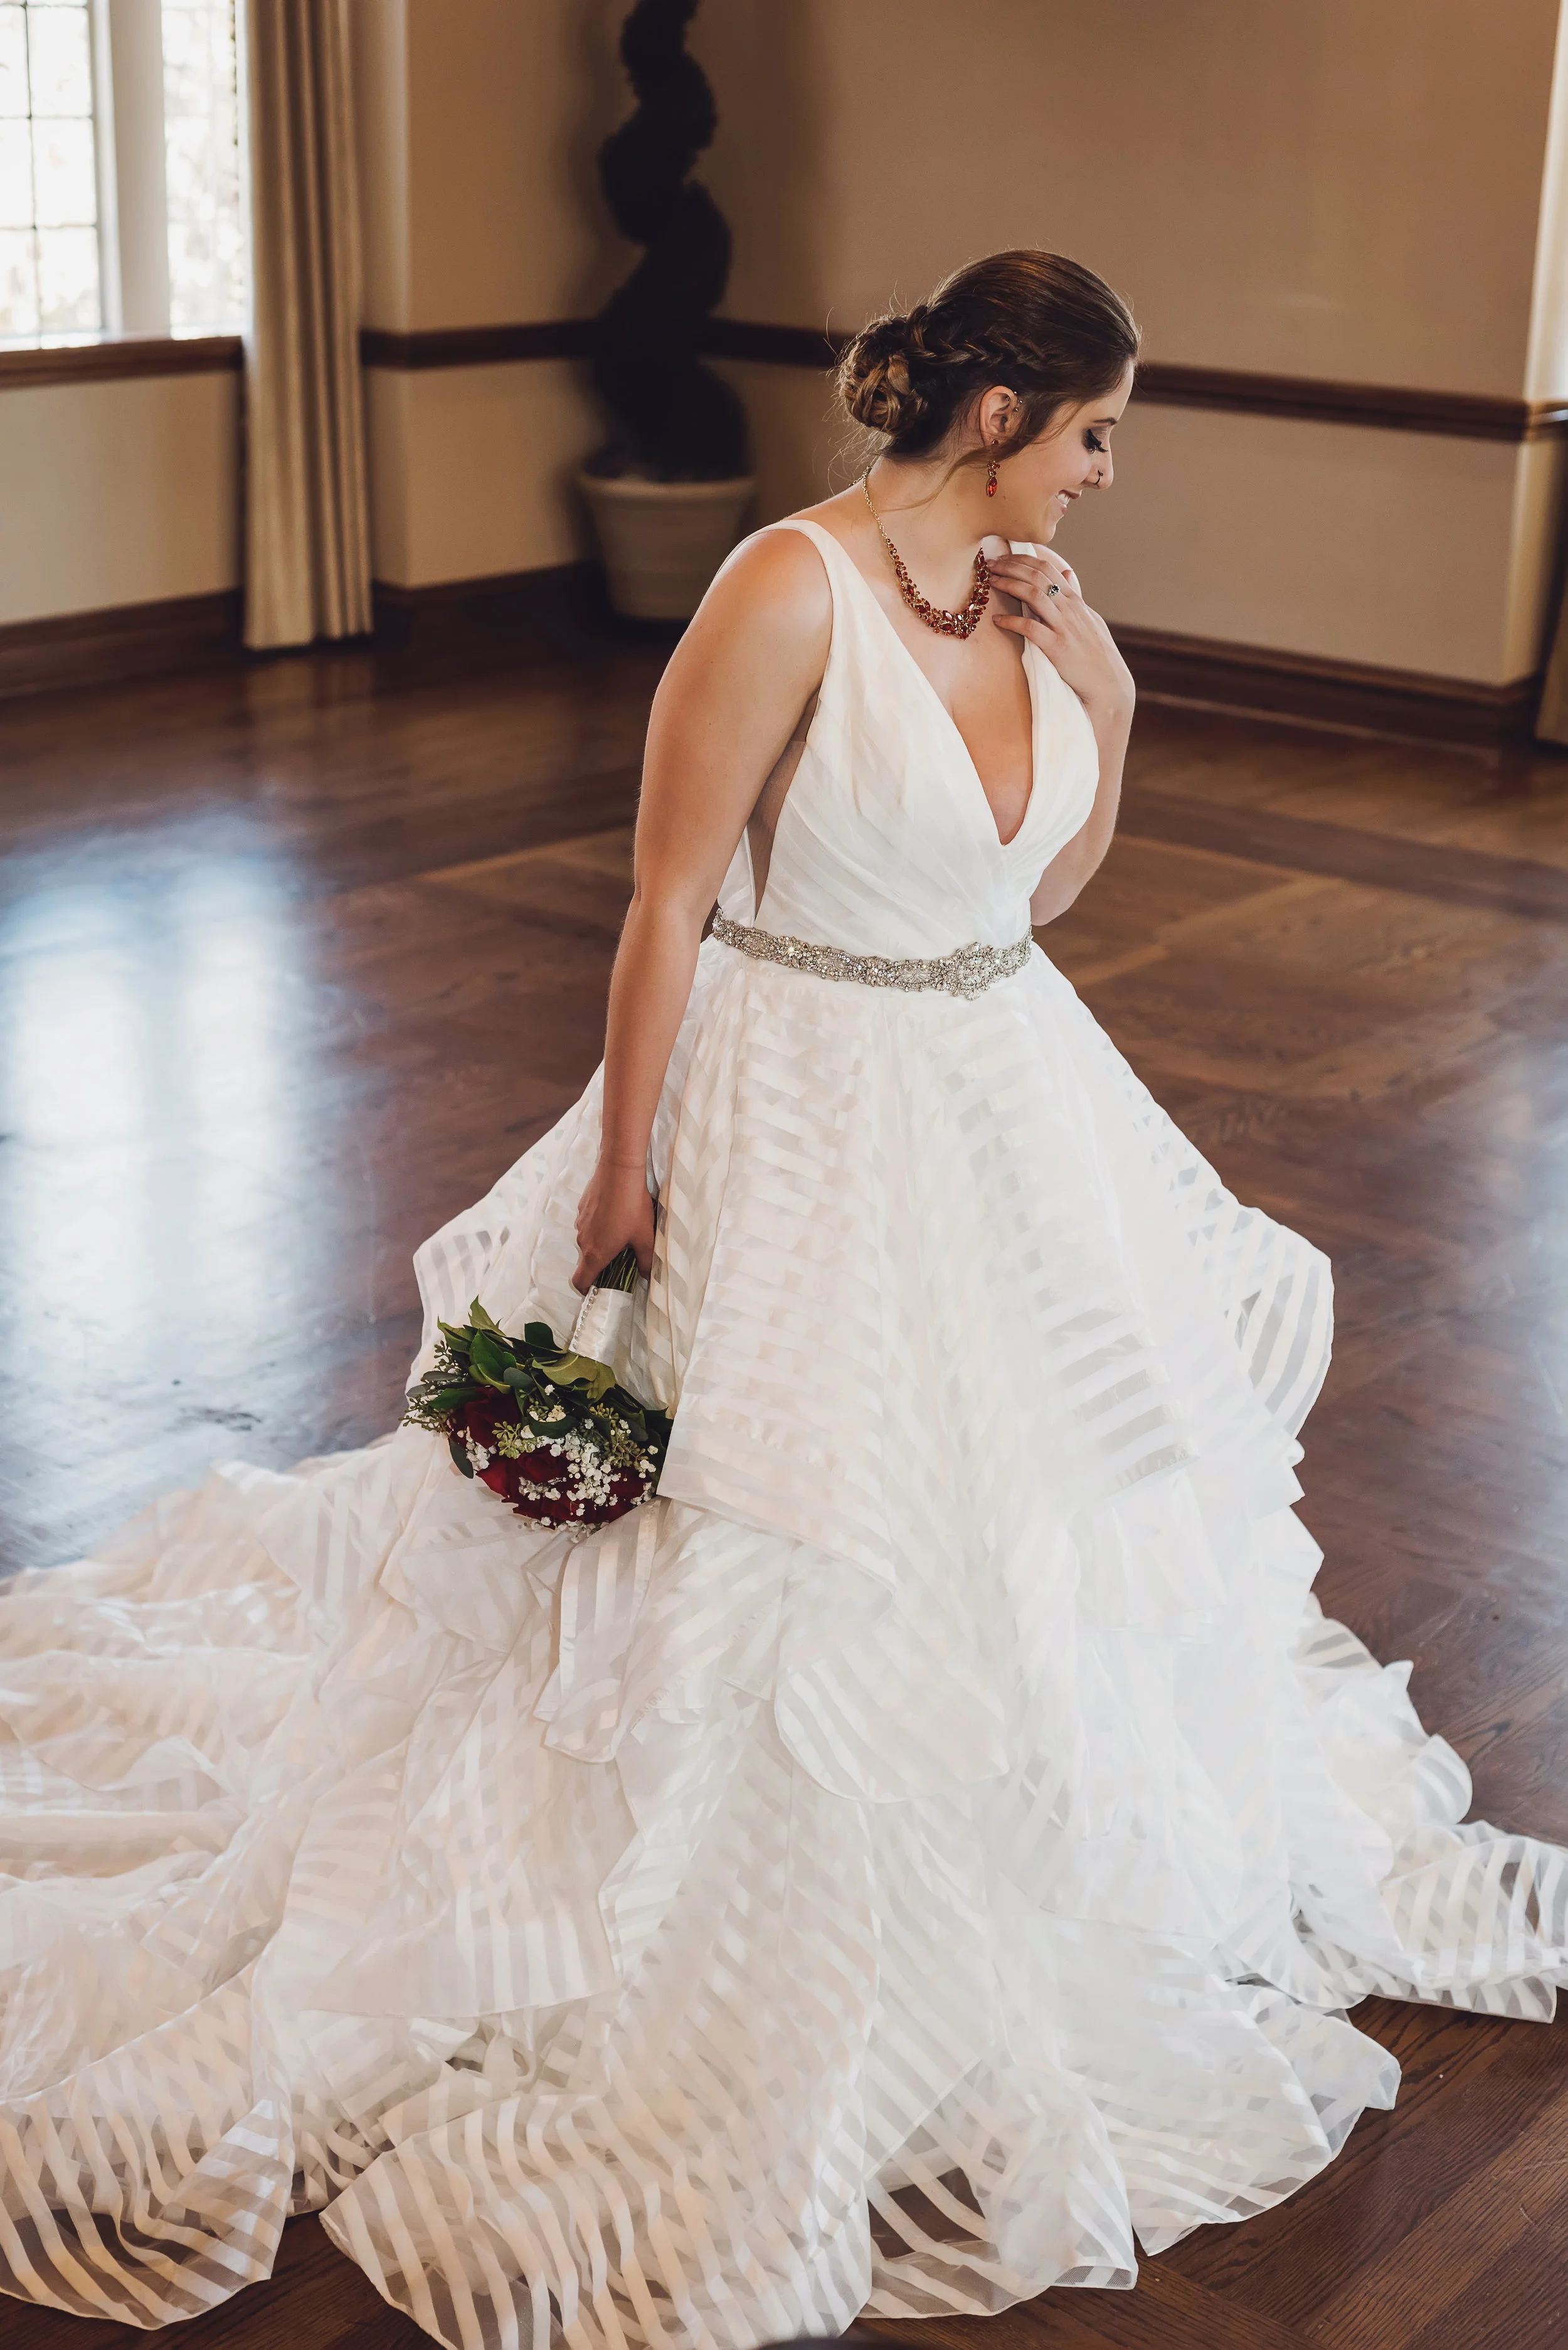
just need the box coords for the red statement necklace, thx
[861,472,990,640]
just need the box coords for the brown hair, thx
[837,249,1139,465]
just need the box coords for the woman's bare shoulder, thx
[689,523,832,651]
[652,524,835,731]
[698,484,872,624]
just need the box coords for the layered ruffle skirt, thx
[2,940,1564,2346]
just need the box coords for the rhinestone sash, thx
[711,910,1033,1000]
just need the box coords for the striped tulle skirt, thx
[2,937,1564,2346]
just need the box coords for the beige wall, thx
[351,0,411,332]
[402,0,628,328]
[1057,408,1540,679]
[1527,8,1568,400]
[0,371,240,629]
[354,0,630,588]
[696,0,1564,393]
[713,380,1568,688]
[358,0,1568,679]
[0,0,627,623]
[697,360,1568,690]
[352,0,632,334]
[7,0,1567,679]
[689,0,1568,687]
[365,361,603,584]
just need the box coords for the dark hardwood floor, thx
[3,643,1568,2350]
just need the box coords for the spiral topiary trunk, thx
[590,0,748,482]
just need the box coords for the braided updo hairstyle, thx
[838,250,1139,466]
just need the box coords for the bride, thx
[3,248,1565,2348]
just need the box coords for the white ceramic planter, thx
[580,472,756,622]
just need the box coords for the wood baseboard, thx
[371,560,607,662]
[1113,622,1542,744]
[0,588,243,701]
[0,566,622,703]
[1,572,1541,752]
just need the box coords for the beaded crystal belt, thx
[711,910,1033,999]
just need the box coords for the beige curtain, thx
[1538,592,1568,743]
[244,0,372,649]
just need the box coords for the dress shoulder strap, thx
[1010,538,1081,595]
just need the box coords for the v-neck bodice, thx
[716,516,1099,957]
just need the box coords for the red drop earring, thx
[985,455,1000,497]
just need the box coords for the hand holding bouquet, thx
[402,1247,670,1533]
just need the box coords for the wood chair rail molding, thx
[358,317,1568,445]
[0,332,242,389]
[359,321,591,369]
[1,321,1558,445]
[1135,361,1568,443]
[11,322,1562,444]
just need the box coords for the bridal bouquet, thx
[401,1247,671,1531]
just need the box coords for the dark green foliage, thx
[403,1297,671,1464]
[590,0,748,481]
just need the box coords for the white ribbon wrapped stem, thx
[568,1285,636,1383]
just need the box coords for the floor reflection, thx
[4,649,1568,2350]
[5,851,304,1315]
[0,655,655,1575]
[0,831,337,1538]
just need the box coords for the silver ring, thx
[1045,583,1059,598]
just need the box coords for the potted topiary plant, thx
[580,0,754,622]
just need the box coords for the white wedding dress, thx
[3,518,1566,2348]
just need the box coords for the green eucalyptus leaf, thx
[468,1331,512,1388]
[425,1386,475,1418]
[447,1434,474,1477]
[543,1352,617,1403]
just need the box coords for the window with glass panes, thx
[0,0,101,338]
[0,0,243,344]
[162,0,240,330]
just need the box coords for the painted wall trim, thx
[371,571,1545,739]
[0,558,1550,741]
[359,322,591,370]
[0,332,243,390]
[1113,620,1542,743]
[1133,364,1568,443]
[358,317,1568,444]
[372,560,601,658]
[369,568,1547,743]
[7,329,1559,445]
[0,587,241,699]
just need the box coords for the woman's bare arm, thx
[985,547,1135,927]
[572,531,832,1290]
[1026,694,1133,923]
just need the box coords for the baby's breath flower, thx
[401,1296,669,1529]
